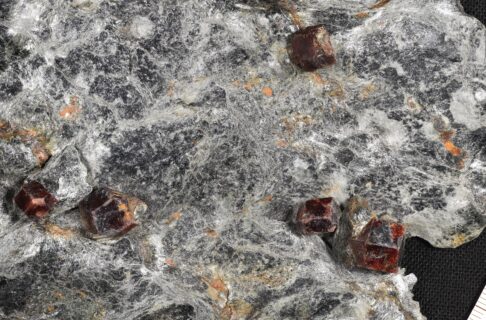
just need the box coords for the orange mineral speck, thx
[310,73,328,86]
[355,12,370,19]
[164,211,182,224]
[164,258,176,267]
[437,129,465,161]
[370,0,390,9]
[359,83,377,100]
[44,223,75,239]
[59,105,80,118]
[261,194,273,202]
[32,143,50,166]
[439,130,454,141]
[443,140,462,157]
[59,96,81,119]
[16,128,39,139]
[118,202,129,213]
[280,0,304,29]
[204,228,219,238]
[275,139,288,148]
[243,77,261,91]
[262,86,273,97]
[210,278,228,293]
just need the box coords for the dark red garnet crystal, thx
[14,181,58,218]
[350,217,405,273]
[287,25,336,71]
[296,197,340,235]
[79,187,146,239]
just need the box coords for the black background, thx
[397,2,486,320]
[461,0,486,25]
[401,230,486,320]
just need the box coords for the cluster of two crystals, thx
[14,181,145,239]
[294,197,405,273]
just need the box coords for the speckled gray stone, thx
[0,0,485,318]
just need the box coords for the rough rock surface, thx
[0,0,485,318]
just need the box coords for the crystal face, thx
[287,25,336,72]
[296,197,340,235]
[14,181,58,218]
[349,218,405,273]
[79,188,146,239]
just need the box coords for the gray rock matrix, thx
[0,0,484,318]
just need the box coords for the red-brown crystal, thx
[79,188,146,239]
[350,218,405,273]
[287,25,336,72]
[14,181,58,218]
[296,197,340,235]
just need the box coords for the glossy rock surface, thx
[0,0,485,318]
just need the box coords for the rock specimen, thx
[287,25,336,71]
[296,197,340,235]
[0,0,484,318]
[14,181,58,218]
[79,188,146,239]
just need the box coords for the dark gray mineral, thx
[0,0,485,318]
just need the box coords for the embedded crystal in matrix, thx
[79,187,146,239]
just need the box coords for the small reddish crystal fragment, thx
[79,188,146,239]
[350,218,405,273]
[287,25,336,72]
[14,181,58,218]
[296,197,340,235]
